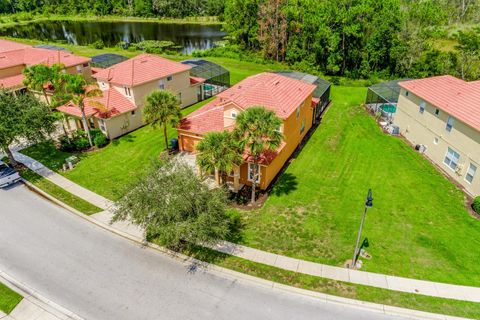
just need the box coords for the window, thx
[435,108,440,117]
[405,91,409,97]
[465,163,477,184]
[231,110,237,118]
[159,80,165,89]
[300,119,305,134]
[99,119,106,132]
[248,163,260,183]
[276,125,282,133]
[433,137,439,145]
[167,75,173,81]
[100,82,107,89]
[83,63,89,68]
[124,86,131,97]
[444,147,460,171]
[131,110,136,116]
[76,65,82,74]
[446,116,455,132]
[419,101,425,114]
[296,105,301,118]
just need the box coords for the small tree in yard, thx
[23,64,63,106]
[112,158,230,248]
[143,90,182,152]
[234,106,283,204]
[0,90,56,166]
[196,131,243,186]
[473,196,480,214]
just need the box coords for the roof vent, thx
[274,81,280,86]
[140,60,148,64]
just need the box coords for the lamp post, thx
[351,189,373,269]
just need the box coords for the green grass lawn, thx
[235,86,480,287]
[20,169,102,215]
[0,282,22,314]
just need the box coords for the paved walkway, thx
[13,151,480,304]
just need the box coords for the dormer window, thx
[124,86,132,97]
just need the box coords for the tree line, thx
[223,0,480,79]
[0,0,225,17]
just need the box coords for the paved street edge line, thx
[0,270,84,320]
[21,181,471,320]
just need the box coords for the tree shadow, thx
[111,134,136,146]
[270,172,298,196]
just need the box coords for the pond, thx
[0,20,226,54]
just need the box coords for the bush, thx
[59,135,75,152]
[93,133,108,148]
[91,40,105,49]
[473,197,480,214]
[73,136,89,150]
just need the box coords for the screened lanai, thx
[181,59,230,99]
[91,53,128,68]
[274,71,331,123]
[365,79,411,119]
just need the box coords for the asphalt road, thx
[0,184,402,320]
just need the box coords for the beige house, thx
[59,54,205,139]
[394,75,480,197]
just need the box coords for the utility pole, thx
[351,189,373,269]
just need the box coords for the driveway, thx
[0,184,402,320]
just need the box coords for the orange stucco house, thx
[177,72,318,191]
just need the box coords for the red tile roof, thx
[93,54,191,87]
[0,73,25,89]
[243,141,286,165]
[57,87,136,119]
[217,72,316,119]
[178,99,225,134]
[0,39,31,53]
[400,75,480,131]
[190,76,206,85]
[0,47,90,69]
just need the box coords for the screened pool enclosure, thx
[365,79,410,120]
[181,59,230,99]
[90,54,129,68]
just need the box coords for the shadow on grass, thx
[270,172,298,196]
[111,133,136,146]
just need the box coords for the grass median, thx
[0,282,22,315]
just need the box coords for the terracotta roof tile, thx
[400,75,480,131]
[57,87,136,119]
[0,47,90,69]
[93,54,191,87]
[0,74,24,89]
[0,39,31,53]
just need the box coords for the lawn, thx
[235,86,480,287]
[22,98,215,200]
[0,282,22,314]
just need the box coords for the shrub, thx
[93,133,108,148]
[59,135,75,152]
[91,40,105,49]
[473,197,480,214]
[73,136,89,150]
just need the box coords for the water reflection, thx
[0,20,226,53]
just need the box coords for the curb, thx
[0,270,84,320]
[21,181,472,320]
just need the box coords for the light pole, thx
[351,189,373,269]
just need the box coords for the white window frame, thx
[300,119,306,134]
[296,105,301,118]
[444,147,460,171]
[131,110,136,116]
[433,137,439,145]
[465,163,477,184]
[159,79,165,89]
[231,110,237,118]
[446,116,454,132]
[419,101,425,114]
[76,65,82,74]
[124,86,132,97]
[99,119,106,132]
[247,163,261,183]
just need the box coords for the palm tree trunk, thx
[163,124,169,151]
[79,102,93,147]
[250,162,257,204]
[42,90,50,107]
[3,146,17,167]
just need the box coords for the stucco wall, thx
[102,107,144,139]
[394,88,480,196]
[0,65,24,78]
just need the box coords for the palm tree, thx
[143,90,182,151]
[196,131,243,186]
[234,106,283,203]
[23,64,63,106]
[56,73,103,147]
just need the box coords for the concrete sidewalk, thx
[13,151,480,304]
[13,152,113,210]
